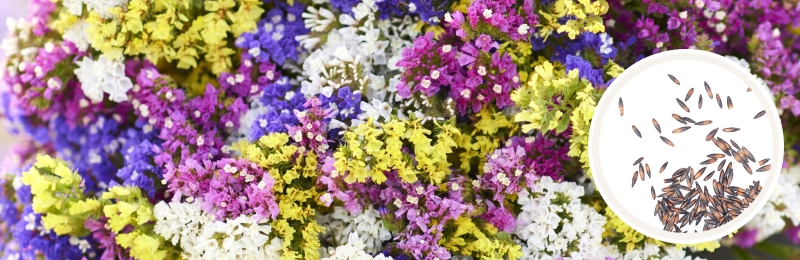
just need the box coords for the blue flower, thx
[565,55,605,87]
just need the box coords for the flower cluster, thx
[2,0,800,259]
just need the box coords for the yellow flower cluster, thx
[53,0,263,93]
[603,206,720,254]
[442,217,523,260]
[333,118,460,185]
[235,133,326,260]
[455,108,518,173]
[538,0,609,40]
[21,155,176,259]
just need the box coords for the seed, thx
[707,153,725,159]
[660,136,675,147]
[668,74,680,85]
[723,127,740,132]
[695,120,712,125]
[705,81,713,98]
[704,170,715,181]
[756,165,771,172]
[706,128,719,141]
[733,151,743,163]
[730,139,740,150]
[743,161,752,175]
[742,147,755,162]
[683,117,696,124]
[632,125,642,138]
[646,163,652,178]
[672,114,687,124]
[651,186,656,200]
[685,88,694,102]
[676,98,690,112]
[747,87,752,92]
[717,159,727,172]
[700,158,717,165]
[758,158,770,166]
[754,110,765,119]
[660,162,668,173]
[619,98,624,116]
[694,167,706,180]
[716,94,722,108]
[632,171,639,187]
[698,95,703,109]
[672,126,691,133]
[633,157,644,166]
[652,118,661,133]
[727,96,733,110]
[640,163,645,181]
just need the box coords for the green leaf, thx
[732,246,757,260]
[753,241,800,259]
[541,111,554,131]
[556,110,571,134]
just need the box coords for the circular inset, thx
[588,50,783,244]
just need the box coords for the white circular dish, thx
[588,49,783,244]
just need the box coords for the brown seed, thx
[704,170,716,181]
[747,87,752,92]
[743,161,752,174]
[723,127,740,132]
[632,171,638,187]
[733,151,743,163]
[695,120,712,125]
[754,110,766,119]
[716,94,722,108]
[672,114,687,124]
[668,74,680,85]
[660,161,668,173]
[742,147,755,162]
[698,95,703,109]
[727,96,733,110]
[706,128,719,141]
[633,157,644,166]
[705,81,713,98]
[660,136,674,147]
[676,98,690,112]
[757,165,771,172]
[651,186,656,200]
[646,163,652,178]
[619,98,624,116]
[652,118,661,133]
[632,125,642,138]
[707,153,725,159]
[694,167,706,180]
[640,163,645,181]
[700,158,718,165]
[730,139,740,150]
[683,117,696,124]
[758,158,770,166]
[672,126,691,133]
[685,88,694,102]
[717,159,727,172]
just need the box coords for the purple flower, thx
[732,228,758,248]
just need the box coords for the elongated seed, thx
[694,167,706,180]
[672,114,686,124]
[754,110,765,119]
[730,139,740,150]
[646,163,652,178]
[619,98,624,116]
[676,98,690,112]
[673,126,691,133]
[660,162,668,173]
[707,153,725,159]
[742,147,755,162]
[704,170,715,181]
[758,158,770,166]
[727,96,733,110]
[716,94,722,108]
[698,95,703,108]
[695,120,712,125]
[632,171,639,187]
[723,127,740,132]
[717,159,726,172]
[632,125,642,138]
[685,88,694,102]
[660,136,674,147]
[683,117,696,124]
[747,87,752,92]
[706,128,719,141]
[743,162,752,174]
[668,74,680,85]
[640,163,645,181]
[652,118,661,133]
[633,157,644,166]
[705,81,713,98]
[700,158,718,165]
[757,165,771,172]
[651,186,656,200]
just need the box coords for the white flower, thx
[444,13,453,23]
[323,232,393,260]
[317,206,392,255]
[599,33,614,55]
[63,19,91,51]
[74,55,133,103]
[518,24,530,35]
[679,11,688,19]
[482,9,493,19]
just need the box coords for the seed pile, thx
[619,74,771,233]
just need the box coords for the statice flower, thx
[324,232,394,260]
[317,206,392,254]
[374,0,449,24]
[74,54,134,103]
[236,1,308,65]
[62,0,129,19]
[514,176,607,259]
[114,124,163,197]
[62,19,91,52]
[565,55,606,87]
[249,76,305,141]
[447,0,536,41]
[744,166,800,242]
